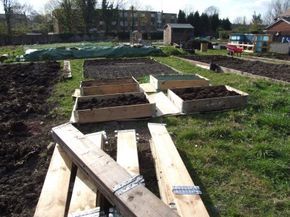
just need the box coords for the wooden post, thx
[148,123,209,217]
[52,123,179,217]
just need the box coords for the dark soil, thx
[173,85,239,100]
[183,55,290,82]
[255,53,290,61]
[0,62,61,217]
[81,78,135,87]
[83,58,177,79]
[77,94,148,110]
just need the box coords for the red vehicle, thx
[226,45,243,56]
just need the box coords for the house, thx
[163,23,194,45]
[264,8,290,54]
[265,8,290,40]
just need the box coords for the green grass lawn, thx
[1,43,289,216]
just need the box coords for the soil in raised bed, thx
[183,55,290,82]
[83,58,177,79]
[0,62,62,217]
[173,85,239,100]
[81,77,135,87]
[77,94,148,110]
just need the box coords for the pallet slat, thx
[117,130,139,176]
[148,123,209,217]
[52,123,179,217]
[34,144,72,217]
[68,132,105,214]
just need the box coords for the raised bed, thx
[83,58,178,79]
[149,74,209,90]
[168,85,248,113]
[73,92,155,123]
[80,77,140,96]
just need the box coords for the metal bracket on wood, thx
[172,186,202,195]
[113,175,145,196]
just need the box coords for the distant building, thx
[53,9,177,34]
[265,8,290,41]
[163,23,194,45]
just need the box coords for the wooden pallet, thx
[168,85,248,114]
[34,132,105,217]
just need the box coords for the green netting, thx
[22,45,164,61]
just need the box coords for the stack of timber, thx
[35,123,179,217]
[63,60,72,79]
[148,123,209,217]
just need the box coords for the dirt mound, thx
[0,62,61,217]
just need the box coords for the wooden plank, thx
[52,123,179,217]
[168,86,248,114]
[68,132,105,214]
[148,123,209,217]
[74,92,155,123]
[117,130,139,176]
[75,103,155,123]
[63,60,72,78]
[139,83,157,93]
[81,84,139,96]
[146,92,180,117]
[150,75,209,91]
[34,144,72,217]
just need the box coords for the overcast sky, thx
[1,0,271,22]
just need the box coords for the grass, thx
[2,44,289,216]
[0,45,24,62]
[155,56,290,216]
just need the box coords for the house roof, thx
[164,23,194,29]
[265,18,290,30]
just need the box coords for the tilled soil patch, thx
[182,55,290,82]
[77,94,148,110]
[0,62,61,217]
[84,58,177,79]
[172,85,239,100]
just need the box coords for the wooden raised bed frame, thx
[149,74,209,91]
[168,85,248,113]
[73,92,156,123]
[80,77,140,96]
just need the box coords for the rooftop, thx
[164,23,194,29]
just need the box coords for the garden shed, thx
[164,23,194,45]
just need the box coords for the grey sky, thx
[1,0,272,22]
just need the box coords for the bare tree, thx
[204,6,219,16]
[1,0,16,37]
[264,0,290,25]
[233,16,244,24]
